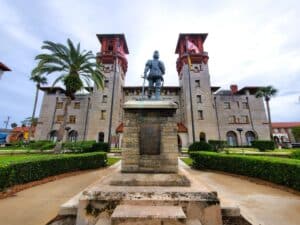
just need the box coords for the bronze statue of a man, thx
[144,50,165,100]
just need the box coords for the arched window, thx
[49,130,58,142]
[245,131,256,146]
[68,130,78,142]
[199,132,206,142]
[226,131,237,146]
[98,132,105,143]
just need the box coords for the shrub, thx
[188,141,213,152]
[251,140,275,151]
[291,150,300,160]
[0,152,107,191]
[292,127,300,142]
[40,143,55,150]
[190,151,300,191]
[28,140,54,150]
[208,140,227,151]
[63,140,96,153]
[91,142,110,152]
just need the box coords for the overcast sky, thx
[0,0,299,127]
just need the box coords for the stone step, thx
[186,219,203,225]
[95,218,111,225]
[111,204,186,225]
[221,199,241,217]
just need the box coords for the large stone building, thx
[35,33,270,148]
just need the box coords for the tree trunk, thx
[266,99,273,140]
[28,84,39,142]
[54,97,71,153]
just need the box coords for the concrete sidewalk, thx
[0,164,118,225]
[0,161,300,225]
[181,161,300,225]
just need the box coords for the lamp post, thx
[237,128,243,154]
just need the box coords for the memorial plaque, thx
[140,124,161,155]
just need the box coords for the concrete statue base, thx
[122,100,179,173]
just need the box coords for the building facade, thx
[35,33,270,147]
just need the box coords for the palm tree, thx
[32,39,104,152]
[28,75,48,141]
[255,86,278,140]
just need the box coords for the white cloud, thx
[0,0,299,123]
[0,0,42,50]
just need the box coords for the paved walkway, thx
[0,161,300,225]
[0,165,118,225]
[181,161,300,225]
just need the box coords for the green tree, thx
[292,127,300,142]
[11,123,18,128]
[255,86,278,140]
[29,75,47,139]
[32,39,104,152]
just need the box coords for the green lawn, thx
[0,154,120,167]
[107,157,121,166]
[0,154,59,166]
[180,157,192,166]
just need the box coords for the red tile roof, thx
[12,126,36,132]
[116,123,124,133]
[177,123,188,133]
[272,122,300,128]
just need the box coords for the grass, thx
[0,153,114,167]
[180,157,193,166]
[0,154,59,166]
[107,157,121,166]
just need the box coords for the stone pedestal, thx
[121,100,178,173]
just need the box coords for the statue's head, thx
[153,50,159,59]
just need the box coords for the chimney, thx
[230,84,238,94]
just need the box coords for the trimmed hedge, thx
[90,142,110,152]
[63,141,110,153]
[251,140,275,151]
[188,141,213,152]
[63,140,96,153]
[208,140,227,151]
[189,151,300,191]
[28,140,55,150]
[0,152,107,191]
[291,150,300,160]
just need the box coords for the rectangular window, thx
[74,102,80,109]
[101,110,106,120]
[195,80,200,87]
[224,102,231,109]
[242,102,249,109]
[198,110,204,120]
[69,115,76,124]
[241,115,249,124]
[56,102,63,109]
[229,115,236,123]
[102,95,108,103]
[196,95,202,103]
[236,101,240,108]
[56,115,64,123]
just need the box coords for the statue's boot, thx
[155,87,161,100]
